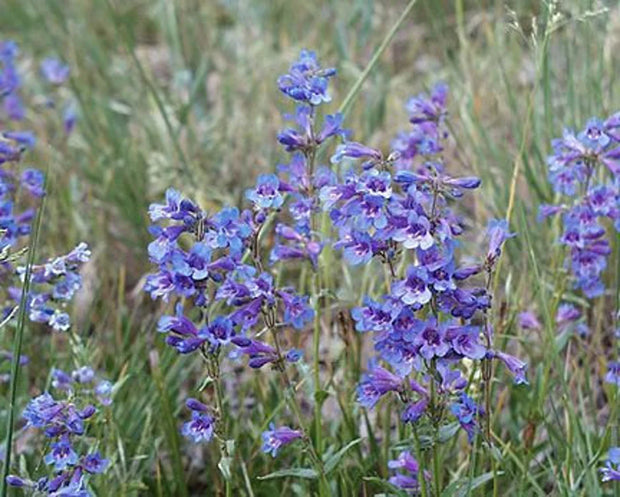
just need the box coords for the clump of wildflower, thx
[5,366,112,496]
[322,83,525,450]
[540,115,620,297]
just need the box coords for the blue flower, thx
[181,403,215,444]
[356,365,403,408]
[277,50,336,105]
[280,291,314,330]
[391,266,432,307]
[600,447,620,482]
[44,437,79,471]
[246,174,284,210]
[40,58,70,85]
[451,393,483,442]
[261,423,303,457]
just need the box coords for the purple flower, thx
[82,452,109,474]
[446,324,486,360]
[485,219,515,267]
[357,365,403,408]
[261,423,303,457]
[280,291,314,330]
[519,311,541,330]
[451,393,483,442]
[204,316,235,350]
[605,361,620,387]
[181,400,215,444]
[401,398,429,424]
[335,230,375,266]
[392,266,432,307]
[388,450,425,493]
[20,168,45,197]
[493,350,528,385]
[246,174,284,210]
[351,297,395,333]
[600,447,620,482]
[44,436,78,471]
[412,318,450,360]
[331,142,382,165]
[40,58,70,85]
[237,339,279,369]
[277,50,336,106]
[5,475,30,488]
[392,210,434,250]
[406,82,448,124]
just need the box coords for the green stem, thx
[412,427,429,497]
[268,323,329,494]
[210,356,232,497]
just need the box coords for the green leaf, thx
[324,438,362,474]
[441,471,503,497]
[257,468,318,481]
[438,422,461,443]
[314,389,330,406]
[218,456,233,481]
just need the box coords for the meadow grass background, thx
[1,0,620,495]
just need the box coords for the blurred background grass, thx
[1,0,620,495]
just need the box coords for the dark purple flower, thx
[493,350,528,385]
[44,436,78,471]
[392,266,432,307]
[357,365,403,408]
[412,318,450,360]
[451,393,483,442]
[280,291,314,330]
[246,174,284,210]
[446,325,486,360]
[181,411,215,444]
[277,50,335,106]
[261,423,303,457]
[82,452,109,474]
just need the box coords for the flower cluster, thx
[10,243,91,332]
[540,115,620,297]
[1,40,25,121]
[146,50,347,454]
[1,41,86,334]
[390,83,449,171]
[5,366,112,496]
[321,84,525,445]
